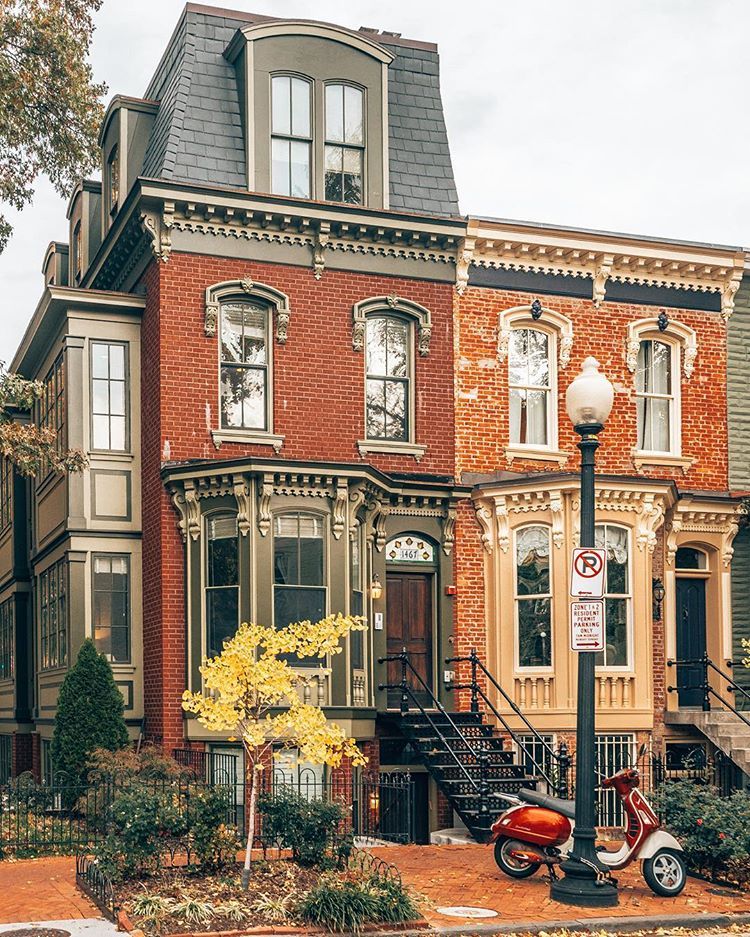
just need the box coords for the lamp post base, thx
[550,856,619,908]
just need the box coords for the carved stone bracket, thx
[722,267,743,322]
[140,202,174,263]
[441,506,457,556]
[169,481,200,541]
[348,484,367,537]
[549,489,564,548]
[233,474,251,537]
[474,501,494,553]
[313,224,330,280]
[455,237,475,295]
[495,496,510,553]
[636,492,665,553]
[352,295,433,356]
[257,474,273,537]
[332,479,348,540]
[204,279,291,343]
[592,254,614,307]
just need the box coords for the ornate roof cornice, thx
[458,218,746,320]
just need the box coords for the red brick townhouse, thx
[452,217,749,791]
[0,6,467,811]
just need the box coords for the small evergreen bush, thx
[653,779,750,885]
[51,639,129,785]
[259,787,348,866]
[296,872,419,932]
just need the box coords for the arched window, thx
[515,526,552,669]
[271,75,312,198]
[220,300,270,432]
[675,546,708,570]
[325,84,364,204]
[274,513,326,665]
[508,328,552,447]
[635,339,678,454]
[205,514,239,659]
[595,524,631,668]
[365,315,410,442]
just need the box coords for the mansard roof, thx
[141,3,460,218]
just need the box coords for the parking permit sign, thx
[571,600,605,652]
[570,547,607,598]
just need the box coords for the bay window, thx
[595,524,630,668]
[205,515,239,659]
[515,526,552,668]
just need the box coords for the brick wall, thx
[455,286,728,489]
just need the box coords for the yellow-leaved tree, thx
[182,614,366,888]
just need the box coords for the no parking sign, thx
[570,547,607,598]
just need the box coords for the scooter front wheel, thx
[493,836,541,879]
[643,848,687,897]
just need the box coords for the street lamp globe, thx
[565,356,614,428]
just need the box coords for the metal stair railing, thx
[447,647,571,798]
[378,647,491,824]
[667,653,750,729]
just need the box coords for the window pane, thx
[110,417,126,451]
[109,344,125,380]
[638,396,670,451]
[636,340,672,395]
[92,414,110,449]
[386,319,408,377]
[596,526,628,594]
[510,389,547,445]
[325,145,343,201]
[384,380,406,440]
[274,586,326,630]
[290,140,310,198]
[508,330,528,385]
[271,137,290,196]
[366,379,385,438]
[343,150,363,204]
[366,317,387,375]
[518,598,551,667]
[516,527,550,595]
[675,547,705,569]
[291,77,310,137]
[207,588,239,658]
[220,367,266,431]
[92,379,109,414]
[344,86,363,144]
[509,329,549,388]
[241,307,267,365]
[604,597,628,666]
[272,75,290,135]
[527,330,550,387]
[274,534,299,585]
[221,304,245,363]
[92,343,109,379]
[208,518,238,587]
[109,381,125,416]
[326,84,344,142]
[299,536,324,585]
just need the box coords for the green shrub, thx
[259,788,348,866]
[186,785,240,868]
[295,872,419,933]
[51,640,128,786]
[653,779,750,885]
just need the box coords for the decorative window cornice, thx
[625,316,697,380]
[352,294,432,356]
[497,304,573,369]
[204,278,291,343]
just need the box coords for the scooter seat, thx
[518,788,576,819]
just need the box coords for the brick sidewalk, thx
[0,857,98,924]
[374,844,750,930]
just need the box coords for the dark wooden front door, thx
[386,572,433,708]
[676,577,707,708]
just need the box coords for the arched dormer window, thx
[271,74,312,198]
[498,304,573,457]
[324,83,364,204]
[627,316,696,458]
[352,296,431,459]
[204,279,290,451]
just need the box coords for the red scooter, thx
[489,754,687,896]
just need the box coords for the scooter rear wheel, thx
[493,836,541,879]
[642,848,687,897]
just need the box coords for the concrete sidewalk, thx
[0,921,118,936]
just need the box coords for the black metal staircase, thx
[379,647,571,843]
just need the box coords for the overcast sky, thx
[1,0,747,364]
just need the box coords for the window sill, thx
[89,450,134,461]
[631,451,693,473]
[212,430,284,453]
[505,445,570,467]
[357,440,427,461]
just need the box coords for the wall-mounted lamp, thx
[370,573,383,601]
[652,577,665,621]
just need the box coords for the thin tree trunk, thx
[241,767,257,890]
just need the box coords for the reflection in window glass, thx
[365,316,409,441]
[93,555,130,663]
[274,514,326,666]
[271,76,311,198]
[515,526,552,668]
[206,515,239,658]
[595,525,630,668]
[675,547,707,570]
[91,342,127,450]
[220,302,268,431]
[636,340,673,453]
[350,530,364,669]
[325,84,364,204]
[508,328,550,446]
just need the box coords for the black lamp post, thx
[550,357,618,908]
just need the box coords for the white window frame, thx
[364,313,413,444]
[595,523,633,672]
[633,336,681,457]
[218,299,272,435]
[507,325,557,450]
[513,524,554,673]
[323,81,366,206]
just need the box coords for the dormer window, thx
[325,84,364,204]
[107,145,119,214]
[271,75,312,198]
